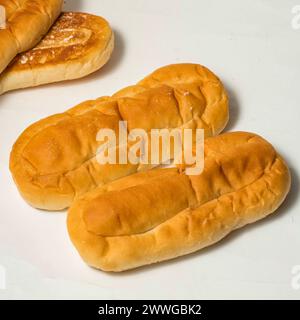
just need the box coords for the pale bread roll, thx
[67,132,291,272]
[9,63,229,210]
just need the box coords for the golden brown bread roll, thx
[0,0,63,74]
[9,63,229,210]
[67,132,290,272]
[0,12,114,94]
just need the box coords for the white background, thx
[0,0,300,299]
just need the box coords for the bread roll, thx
[0,12,114,94]
[67,132,291,272]
[0,0,63,74]
[9,63,229,210]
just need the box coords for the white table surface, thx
[0,0,300,299]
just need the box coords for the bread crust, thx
[0,12,114,94]
[9,63,229,210]
[0,0,63,73]
[67,132,291,272]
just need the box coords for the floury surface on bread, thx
[67,132,291,272]
[0,0,63,74]
[0,12,114,94]
[9,63,229,210]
